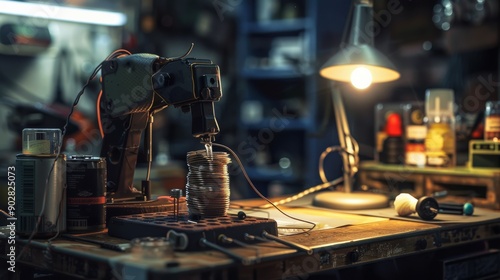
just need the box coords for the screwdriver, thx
[438,202,474,216]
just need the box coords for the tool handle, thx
[439,202,474,216]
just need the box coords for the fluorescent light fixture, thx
[0,0,127,26]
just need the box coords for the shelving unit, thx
[236,1,344,196]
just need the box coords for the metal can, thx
[66,155,106,232]
[16,154,66,237]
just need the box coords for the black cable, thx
[212,143,317,234]
[340,0,354,49]
[307,87,333,138]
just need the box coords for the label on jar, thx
[406,141,426,167]
[23,139,51,154]
[406,125,427,139]
[425,122,455,167]
[427,155,446,166]
[485,115,500,140]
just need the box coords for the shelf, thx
[237,0,341,191]
[242,118,312,131]
[243,19,310,34]
[241,68,311,79]
[245,166,299,183]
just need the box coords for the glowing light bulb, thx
[350,67,372,89]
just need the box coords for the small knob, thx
[346,250,360,263]
[415,239,427,251]
[237,211,246,220]
[170,189,182,199]
[416,196,439,220]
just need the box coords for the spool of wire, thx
[186,150,231,218]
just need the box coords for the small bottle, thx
[424,89,456,167]
[484,101,500,141]
[381,113,405,164]
[404,103,426,167]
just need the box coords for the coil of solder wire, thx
[186,150,231,218]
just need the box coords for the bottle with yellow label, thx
[424,89,456,167]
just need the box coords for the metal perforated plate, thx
[108,212,278,251]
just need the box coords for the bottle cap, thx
[425,89,454,119]
[385,113,402,137]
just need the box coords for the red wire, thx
[98,50,131,139]
[97,88,104,138]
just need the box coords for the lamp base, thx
[312,191,389,210]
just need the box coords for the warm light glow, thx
[350,67,372,89]
[0,0,126,26]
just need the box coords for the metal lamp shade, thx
[319,44,400,83]
[320,2,400,83]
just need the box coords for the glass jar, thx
[485,101,500,141]
[425,115,455,167]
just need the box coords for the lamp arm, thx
[331,84,359,193]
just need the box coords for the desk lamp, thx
[313,0,400,210]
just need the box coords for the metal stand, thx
[312,84,389,210]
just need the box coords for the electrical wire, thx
[239,143,348,210]
[259,176,344,209]
[319,141,359,185]
[344,134,360,177]
[212,143,317,234]
[96,89,104,137]
[96,49,131,138]
[159,43,194,64]
[340,1,354,49]
[318,146,344,184]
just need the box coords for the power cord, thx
[212,143,318,234]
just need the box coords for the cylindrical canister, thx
[15,154,66,237]
[66,155,107,232]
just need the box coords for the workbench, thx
[1,200,500,280]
